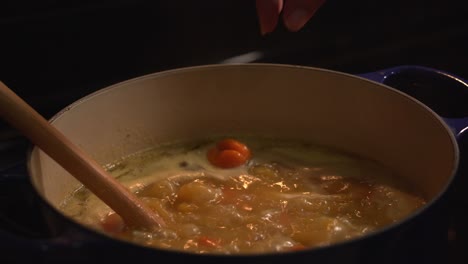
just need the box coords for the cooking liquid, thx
[60,137,426,254]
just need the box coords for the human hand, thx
[256,0,326,35]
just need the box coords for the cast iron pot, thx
[3,64,468,264]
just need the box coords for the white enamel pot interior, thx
[27,63,458,261]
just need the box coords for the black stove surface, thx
[1,0,467,263]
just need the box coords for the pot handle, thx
[357,65,468,137]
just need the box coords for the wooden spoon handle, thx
[0,81,164,230]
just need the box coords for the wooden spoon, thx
[0,81,165,230]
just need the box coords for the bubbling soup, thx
[60,137,426,254]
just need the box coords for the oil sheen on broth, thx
[60,137,426,254]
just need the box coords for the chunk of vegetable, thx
[176,181,222,205]
[101,212,125,233]
[207,139,251,168]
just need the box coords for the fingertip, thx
[259,19,276,36]
[283,9,310,32]
[282,0,326,32]
[256,0,283,35]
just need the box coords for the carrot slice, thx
[198,236,221,248]
[216,139,251,159]
[101,212,125,234]
[207,139,251,168]
[289,244,307,251]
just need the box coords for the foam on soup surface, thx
[60,137,425,254]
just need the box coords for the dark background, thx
[1,0,467,118]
